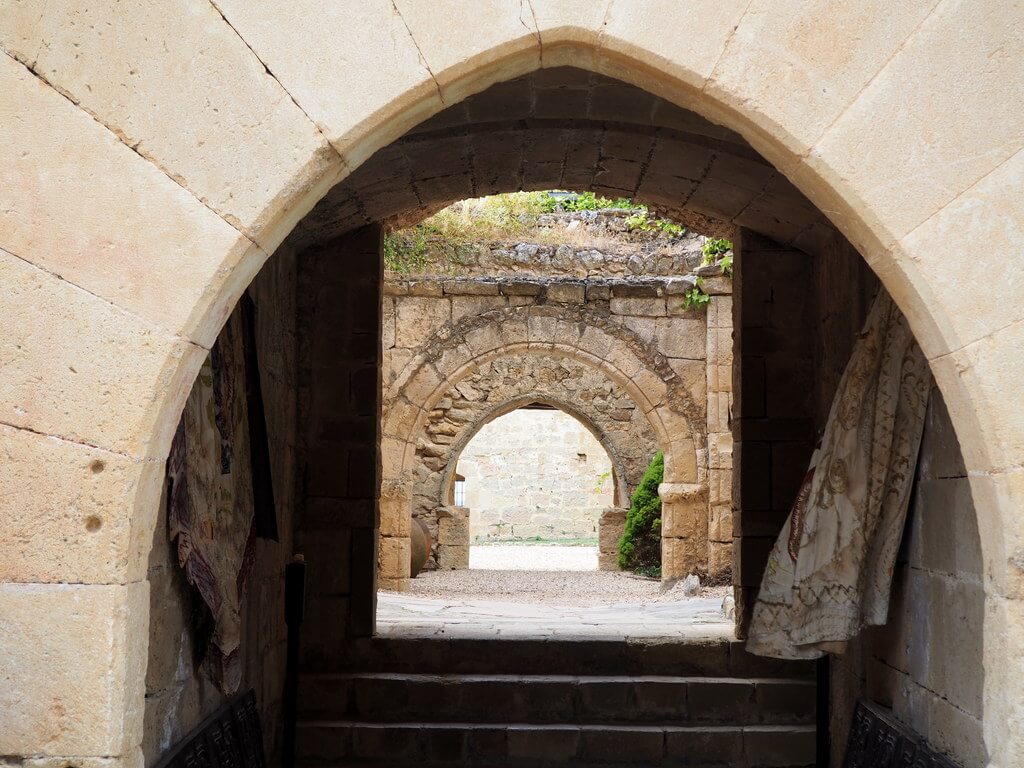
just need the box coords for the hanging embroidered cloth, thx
[746,289,931,660]
[167,308,257,693]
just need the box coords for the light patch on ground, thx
[469,544,598,571]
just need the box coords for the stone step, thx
[329,637,813,678]
[299,673,816,726]
[297,721,816,767]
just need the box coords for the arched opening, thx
[454,403,616,569]
[4,13,1016,768]
[137,64,988,766]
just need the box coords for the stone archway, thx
[439,392,641,514]
[3,8,1022,767]
[379,296,712,586]
[392,358,657,574]
[435,394,634,572]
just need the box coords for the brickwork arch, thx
[3,7,1022,766]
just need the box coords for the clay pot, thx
[410,517,431,577]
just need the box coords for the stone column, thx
[436,505,470,569]
[598,507,627,571]
[378,477,412,590]
[298,224,383,659]
[659,482,708,580]
[705,289,734,581]
[731,230,817,635]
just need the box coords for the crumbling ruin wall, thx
[385,208,709,279]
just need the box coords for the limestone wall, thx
[142,244,299,765]
[3,9,1024,767]
[705,293,734,580]
[831,392,987,767]
[804,237,986,767]
[457,408,615,543]
[732,231,820,626]
[296,226,384,653]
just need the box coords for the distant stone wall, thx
[381,270,734,582]
[458,408,615,543]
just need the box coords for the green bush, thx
[679,279,711,311]
[618,451,664,572]
[540,190,642,213]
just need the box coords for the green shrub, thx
[618,451,664,572]
[541,190,642,213]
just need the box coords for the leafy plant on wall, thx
[679,279,712,311]
[618,451,664,576]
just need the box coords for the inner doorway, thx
[457,403,612,572]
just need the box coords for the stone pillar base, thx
[659,482,709,581]
[437,506,470,570]
[598,507,627,570]
[378,576,410,592]
[379,477,413,587]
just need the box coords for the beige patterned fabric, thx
[746,290,930,660]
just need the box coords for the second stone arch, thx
[379,280,733,588]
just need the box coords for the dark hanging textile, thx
[167,307,258,693]
[240,293,278,541]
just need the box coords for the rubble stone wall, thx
[385,208,709,279]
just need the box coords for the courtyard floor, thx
[378,545,734,641]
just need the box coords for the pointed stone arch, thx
[2,7,1022,765]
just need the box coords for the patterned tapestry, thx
[167,307,257,693]
[746,289,931,660]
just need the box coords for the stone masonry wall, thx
[732,230,818,630]
[808,238,986,767]
[705,293,734,581]
[733,228,985,766]
[458,408,615,543]
[297,226,384,655]
[143,243,299,765]
[386,208,708,279]
[833,392,987,767]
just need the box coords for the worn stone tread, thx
[297,720,816,767]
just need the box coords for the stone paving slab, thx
[376,591,733,642]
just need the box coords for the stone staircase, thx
[297,637,817,767]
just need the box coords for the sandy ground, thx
[403,568,731,607]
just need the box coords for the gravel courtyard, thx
[378,544,734,640]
